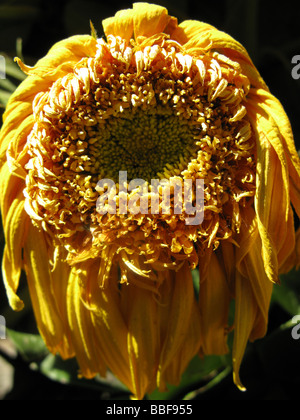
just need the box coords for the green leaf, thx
[0,77,17,92]
[37,353,130,397]
[149,354,230,400]
[183,366,232,400]
[0,54,26,81]
[273,269,300,316]
[0,89,13,106]
[6,329,49,363]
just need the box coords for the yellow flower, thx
[1,2,300,399]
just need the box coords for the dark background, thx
[0,0,300,400]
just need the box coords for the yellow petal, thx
[103,3,172,42]
[173,19,215,46]
[280,227,300,272]
[247,93,297,282]
[126,283,159,399]
[132,3,170,39]
[1,171,28,311]
[23,222,71,355]
[232,270,256,391]
[174,20,267,89]
[162,291,202,387]
[199,251,231,355]
[250,88,300,221]
[0,163,24,219]
[102,9,134,42]
[240,233,273,338]
[67,265,104,378]
[83,263,133,391]
[233,230,273,390]
[15,35,97,79]
[48,250,74,359]
[157,263,199,390]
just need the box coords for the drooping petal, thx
[247,96,296,282]
[23,222,72,357]
[125,282,159,399]
[172,19,266,90]
[2,193,28,311]
[199,250,231,355]
[83,263,134,393]
[156,263,201,391]
[249,89,300,221]
[15,35,97,80]
[67,266,104,378]
[161,294,202,387]
[233,228,273,390]
[232,270,257,391]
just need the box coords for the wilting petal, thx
[125,282,159,399]
[2,192,28,311]
[234,229,273,390]
[67,266,104,377]
[232,270,257,391]
[199,251,231,355]
[157,263,201,391]
[250,89,300,220]
[83,263,135,392]
[16,35,97,79]
[247,98,294,283]
[175,20,266,89]
[23,222,72,357]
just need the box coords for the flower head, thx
[1,2,300,399]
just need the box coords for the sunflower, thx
[1,2,300,400]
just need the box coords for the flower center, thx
[24,34,256,268]
[90,105,198,182]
